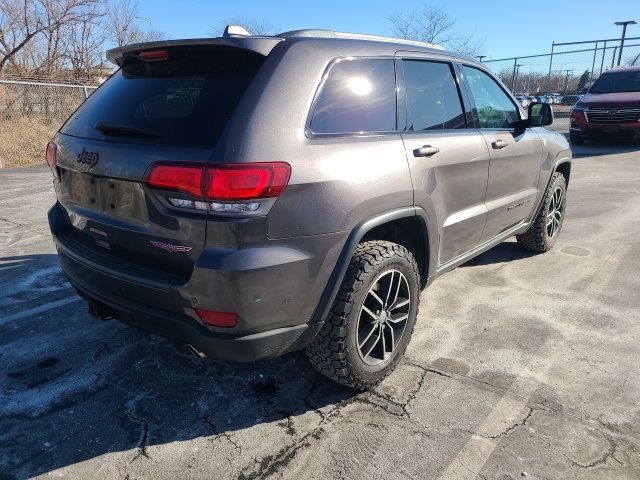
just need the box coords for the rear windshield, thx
[590,70,640,94]
[61,46,265,147]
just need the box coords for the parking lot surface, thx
[1,135,639,479]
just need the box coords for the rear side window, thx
[61,46,265,147]
[401,60,466,131]
[308,58,396,135]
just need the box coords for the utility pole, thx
[510,58,518,92]
[614,20,637,66]
[563,69,573,95]
[476,55,486,62]
[513,64,523,92]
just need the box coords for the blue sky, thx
[137,0,639,60]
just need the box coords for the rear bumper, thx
[49,203,344,362]
[62,255,321,362]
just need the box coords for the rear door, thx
[397,56,491,265]
[460,65,543,242]
[53,45,266,280]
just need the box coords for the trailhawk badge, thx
[150,240,192,253]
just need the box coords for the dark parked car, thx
[47,27,571,390]
[561,94,582,106]
[570,66,640,144]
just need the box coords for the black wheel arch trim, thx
[527,154,571,226]
[309,206,436,325]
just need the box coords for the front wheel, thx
[305,240,420,391]
[517,172,567,252]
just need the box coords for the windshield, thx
[590,71,640,94]
[61,45,265,147]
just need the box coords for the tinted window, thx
[462,66,519,129]
[402,60,465,131]
[590,71,640,93]
[309,58,396,134]
[61,46,265,147]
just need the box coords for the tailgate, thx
[53,135,212,281]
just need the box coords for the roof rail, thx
[277,29,444,50]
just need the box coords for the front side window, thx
[462,66,520,129]
[308,58,396,135]
[401,60,466,131]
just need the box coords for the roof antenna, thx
[223,25,251,37]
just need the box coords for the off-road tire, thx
[305,240,420,391]
[516,172,567,252]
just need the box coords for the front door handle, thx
[491,139,509,149]
[413,145,440,157]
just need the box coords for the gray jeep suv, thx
[47,28,571,390]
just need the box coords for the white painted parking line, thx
[0,296,83,326]
[437,245,627,480]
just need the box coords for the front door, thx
[461,65,543,241]
[398,58,491,265]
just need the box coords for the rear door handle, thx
[491,139,509,149]
[413,145,440,157]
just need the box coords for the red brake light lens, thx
[203,163,291,201]
[195,309,238,328]
[138,50,169,61]
[46,141,57,170]
[146,162,291,201]
[145,162,291,202]
[146,164,203,198]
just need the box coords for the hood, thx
[579,91,640,108]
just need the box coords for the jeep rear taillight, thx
[145,162,291,212]
[46,141,58,178]
[146,164,204,198]
[202,163,291,201]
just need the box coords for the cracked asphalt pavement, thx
[1,138,640,479]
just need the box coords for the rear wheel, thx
[517,172,567,252]
[306,240,420,391]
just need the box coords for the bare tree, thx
[61,3,106,78]
[388,3,485,57]
[105,0,164,47]
[0,0,104,72]
[211,16,278,37]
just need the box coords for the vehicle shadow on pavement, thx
[0,254,355,479]
[563,136,640,158]
[461,240,537,267]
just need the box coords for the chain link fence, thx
[482,37,640,100]
[2,36,640,167]
[0,79,98,168]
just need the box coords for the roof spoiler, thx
[106,36,282,65]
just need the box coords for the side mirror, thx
[528,102,553,127]
[578,87,588,95]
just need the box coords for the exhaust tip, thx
[175,343,207,359]
[186,344,206,359]
[87,300,118,321]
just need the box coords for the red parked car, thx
[570,66,640,144]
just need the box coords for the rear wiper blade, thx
[94,122,164,139]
